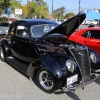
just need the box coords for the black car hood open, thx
[39,13,86,40]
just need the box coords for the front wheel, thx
[36,68,56,93]
[0,47,6,62]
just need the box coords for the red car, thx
[68,27,100,56]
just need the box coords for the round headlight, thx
[66,60,74,73]
[90,52,97,63]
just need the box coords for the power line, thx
[82,1,100,6]
[66,8,79,11]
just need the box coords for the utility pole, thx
[52,0,53,13]
[27,0,29,18]
[78,0,81,30]
[52,0,53,17]
[79,0,81,13]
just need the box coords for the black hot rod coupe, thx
[0,13,100,93]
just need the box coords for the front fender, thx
[27,54,77,82]
[88,48,100,68]
[1,39,11,56]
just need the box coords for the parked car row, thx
[0,13,100,94]
[82,19,99,25]
[52,19,66,24]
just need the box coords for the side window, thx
[81,31,91,38]
[90,30,100,39]
[15,25,28,38]
[82,30,100,39]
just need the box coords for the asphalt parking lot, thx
[0,57,100,100]
[0,25,100,100]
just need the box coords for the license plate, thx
[67,74,78,85]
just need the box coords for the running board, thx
[6,56,28,74]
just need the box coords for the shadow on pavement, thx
[91,73,100,85]
[55,90,81,100]
[95,78,100,85]
[66,92,81,100]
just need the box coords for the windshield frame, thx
[30,24,57,38]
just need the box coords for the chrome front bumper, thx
[62,73,100,92]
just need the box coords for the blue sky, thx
[21,0,100,14]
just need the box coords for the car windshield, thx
[31,24,57,37]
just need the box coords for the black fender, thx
[27,54,78,82]
[1,39,11,56]
[88,48,100,68]
[88,48,100,63]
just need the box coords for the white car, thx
[88,20,98,25]
[84,20,92,25]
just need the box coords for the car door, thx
[10,24,36,63]
[82,30,100,56]
[69,30,88,44]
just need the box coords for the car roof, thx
[11,19,58,26]
[0,22,10,26]
[80,27,100,31]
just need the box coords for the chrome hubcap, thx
[39,71,53,90]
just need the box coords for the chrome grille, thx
[70,48,91,81]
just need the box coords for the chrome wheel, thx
[0,47,6,62]
[37,68,56,93]
[39,71,53,90]
[0,48,5,61]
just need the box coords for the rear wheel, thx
[36,68,56,93]
[0,47,6,62]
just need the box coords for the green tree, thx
[0,0,48,19]
[32,0,46,6]
[0,0,22,15]
[64,12,75,18]
[27,0,48,18]
[0,0,11,14]
[22,1,48,18]
[53,6,66,19]
[0,0,11,8]
[10,0,22,14]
